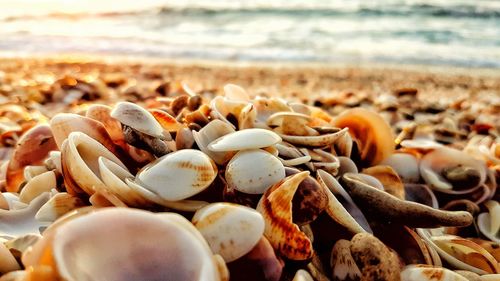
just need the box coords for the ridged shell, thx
[136,149,217,201]
[256,171,313,261]
[110,101,165,139]
[225,149,285,194]
[208,129,281,152]
[192,202,264,262]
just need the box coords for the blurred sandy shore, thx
[0,55,499,104]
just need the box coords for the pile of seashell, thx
[0,82,498,281]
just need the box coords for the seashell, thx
[23,165,48,181]
[19,171,57,203]
[89,189,127,208]
[226,236,284,281]
[401,265,468,281]
[405,183,439,208]
[257,171,313,261]
[455,270,482,281]
[477,200,499,243]
[292,269,314,281]
[44,151,62,175]
[420,147,487,192]
[192,202,264,262]
[317,170,370,234]
[400,138,444,150]
[285,168,328,225]
[61,131,127,197]
[31,208,225,281]
[0,193,50,239]
[210,96,249,129]
[224,83,250,101]
[362,165,405,199]
[333,108,395,167]
[6,125,57,192]
[253,97,292,125]
[35,192,85,222]
[149,109,184,132]
[467,238,500,262]
[208,128,281,152]
[267,112,311,127]
[136,149,217,201]
[341,173,473,228]
[279,127,349,147]
[193,119,236,165]
[4,234,41,260]
[354,173,385,190]
[176,127,195,150]
[280,155,311,167]
[349,233,402,281]
[110,101,165,139]
[418,229,500,275]
[0,193,24,211]
[0,193,8,210]
[289,102,311,115]
[332,130,353,157]
[237,103,257,130]
[85,104,124,145]
[0,270,26,281]
[479,274,500,280]
[0,242,20,274]
[225,149,285,194]
[337,156,358,177]
[330,239,362,281]
[381,153,420,183]
[268,112,317,137]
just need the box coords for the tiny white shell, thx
[192,202,264,262]
[208,128,281,152]
[110,101,165,139]
[225,149,285,194]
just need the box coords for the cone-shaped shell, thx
[110,101,165,139]
[43,208,223,281]
[208,129,281,152]
[6,125,57,192]
[256,171,313,261]
[333,108,395,166]
[192,202,264,262]
[225,149,285,194]
[136,149,217,201]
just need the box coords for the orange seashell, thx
[5,125,57,192]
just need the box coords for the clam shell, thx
[420,147,487,192]
[401,265,468,281]
[477,200,500,243]
[6,125,57,192]
[224,83,250,101]
[19,171,56,204]
[292,269,314,281]
[381,153,420,183]
[193,119,236,165]
[256,171,313,261]
[35,192,85,222]
[62,132,127,196]
[85,104,124,144]
[192,202,264,262]
[225,149,285,194]
[48,208,223,281]
[110,101,165,139]
[253,97,292,125]
[23,165,48,181]
[149,109,184,132]
[362,165,405,199]
[208,128,281,152]
[210,96,249,129]
[136,149,217,201]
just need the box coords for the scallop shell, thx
[208,128,281,152]
[192,202,264,262]
[256,171,313,261]
[225,149,285,194]
[110,101,165,139]
[136,149,217,201]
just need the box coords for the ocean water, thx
[0,0,499,67]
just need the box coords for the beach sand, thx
[1,55,499,105]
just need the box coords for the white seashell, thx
[477,200,500,243]
[401,139,443,150]
[136,149,217,201]
[280,155,312,167]
[0,193,50,239]
[480,274,500,281]
[35,192,85,222]
[110,101,165,139]
[23,165,48,181]
[62,131,127,196]
[224,84,250,101]
[0,270,26,281]
[0,193,22,211]
[401,265,468,281]
[210,96,249,129]
[253,97,292,125]
[292,269,314,281]
[193,120,236,165]
[225,149,285,194]
[45,151,62,174]
[280,127,349,147]
[381,153,420,183]
[208,128,281,152]
[192,202,264,262]
[50,208,224,281]
[19,171,56,204]
[267,112,311,127]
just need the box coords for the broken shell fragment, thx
[279,127,349,147]
[136,149,217,201]
[192,202,264,262]
[225,149,285,194]
[257,171,313,261]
